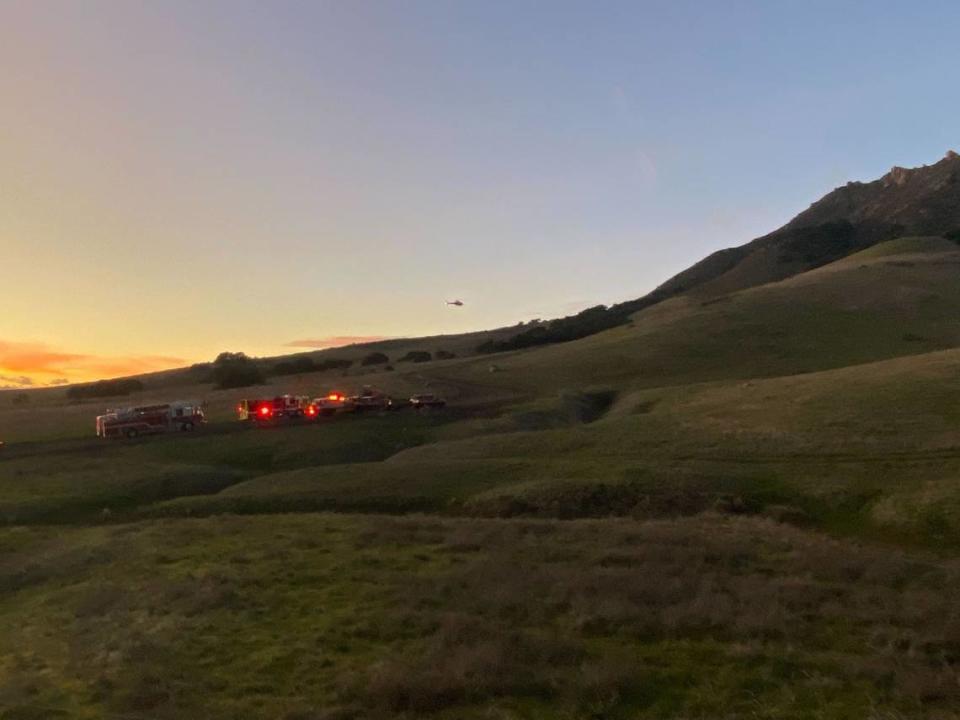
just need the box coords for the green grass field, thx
[5,238,960,718]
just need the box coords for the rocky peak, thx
[784,150,960,234]
[883,166,911,187]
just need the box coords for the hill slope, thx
[9,170,960,719]
[655,152,960,299]
[420,237,960,398]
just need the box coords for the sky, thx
[2,0,960,387]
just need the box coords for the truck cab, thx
[308,391,354,417]
[237,395,310,422]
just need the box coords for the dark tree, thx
[398,351,432,363]
[211,352,264,389]
[67,378,145,400]
[361,352,389,366]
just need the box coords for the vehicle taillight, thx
[307,406,316,416]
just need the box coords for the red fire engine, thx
[237,395,311,422]
[96,401,205,439]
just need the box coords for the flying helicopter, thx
[446,299,464,307]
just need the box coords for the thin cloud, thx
[285,335,391,349]
[0,374,35,389]
[79,355,186,378]
[0,341,86,374]
[0,340,186,384]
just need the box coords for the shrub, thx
[11,393,29,406]
[398,351,432,363]
[274,356,353,375]
[777,220,857,264]
[361,352,389,366]
[318,358,353,372]
[210,352,264,389]
[189,362,213,382]
[272,356,317,376]
[477,303,645,354]
[435,350,457,360]
[67,378,144,400]
[944,229,960,245]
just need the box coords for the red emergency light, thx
[328,393,340,401]
[259,405,272,417]
[306,405,317,416]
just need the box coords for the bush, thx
[67,379,144,400]
[210,352,264,389]
[435,350,456,360]
[361,352,390,366]
[477,303,646,354]
[944,229,960,245]
[777,220,856,264]
[273,356,353,376]
[318,358,353,372]
[272,356,317,376]
[398,351,432,363]
[189,362,213,382]
[10,393,29,406]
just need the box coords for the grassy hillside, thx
[398,237,960,400]
[5,513,960,719]
[7,238,960,717]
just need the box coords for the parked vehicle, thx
[308,391,355,417]
[410,393,447,410]
[387,397,412,411]
[96,401,205,439]
[351,386,391,412]
[237,395,310,422]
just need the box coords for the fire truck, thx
[96,401,205,439]
[308,391,355,417]
[237,395,311,422]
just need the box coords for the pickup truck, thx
[410,394,446,410]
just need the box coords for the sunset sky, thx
[3,1,960,387]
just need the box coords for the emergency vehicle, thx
[237,395,311,422]
[96,402,205,439]
[308,391,354,417]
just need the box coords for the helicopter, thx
[446,299,464,307]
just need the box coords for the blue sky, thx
[1,0,959,382]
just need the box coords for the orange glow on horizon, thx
[0,340,187,389]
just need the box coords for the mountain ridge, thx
[655,150,960,300]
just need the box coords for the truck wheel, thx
[126,428,139,439]
[182,422,194,432]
